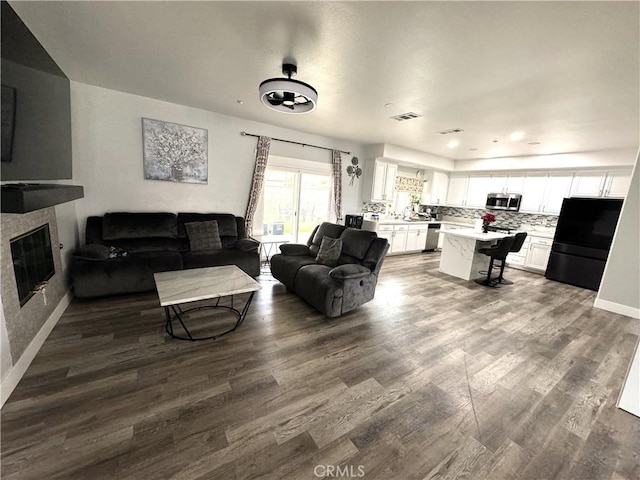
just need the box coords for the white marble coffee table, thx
[154,265,261,341]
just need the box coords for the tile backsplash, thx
[362,202,388,213]
[421,205,558,228]
[361,202,557,228]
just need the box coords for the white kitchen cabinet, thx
[603,171,632,197]
[365,159,398,202]
[377,223,411,254]
[446,176,468,206]
[485,174,524,195]
[466,175,492,207]
[376,224,394,249]
[543,175,573,214]
[390,224,408,253]
[506,234,530,267]
[383,163,398,201]
[405,225,429,252]
[519,174,548,213]
[504,175,525,194]
[525,237,553,271]
[429,171,449,204]
[487,175,508,194]
[570,172,606,197]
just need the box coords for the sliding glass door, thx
[261,166,331,243]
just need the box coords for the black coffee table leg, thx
[165,292,256,341]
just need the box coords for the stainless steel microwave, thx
[486,193,522,211]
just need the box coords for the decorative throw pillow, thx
[316,236,343,267]
[184,221,222,251]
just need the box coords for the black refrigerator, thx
[545,197,623,291]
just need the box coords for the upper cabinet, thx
[446,173,528,207]
[570,170,632,198]
[518,174,548,213]
[442,169,632,214]
[364,159,398,202]
[541,174,573,214]
[428,171,449,205]
[603,171,632,197]
[518,174,573,214]
[466,175,493,207]
[570,172,607,197]
[446,175,469,206]
[487,174,525,194]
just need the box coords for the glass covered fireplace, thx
[10,224,55,306]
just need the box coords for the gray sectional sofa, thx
[270,222,389,317]
[70,212,259,298]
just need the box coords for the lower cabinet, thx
[390,225,408,253]
[377,223,431,254]
[405,225,429,252]
[506,234,552,273]
[376,225,394,252]
[525,237,553,271]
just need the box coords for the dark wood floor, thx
[2,253,639,479]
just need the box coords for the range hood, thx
[1,183,84,213]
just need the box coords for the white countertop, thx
[378,219,439,225]
[363,217,555,239]
[527,231,554,239]
[439,228,512,241]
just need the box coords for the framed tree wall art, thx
[142,118,208,184]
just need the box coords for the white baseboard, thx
[594,298,640,320]
[0,288,73,408]
[617,338,640,417]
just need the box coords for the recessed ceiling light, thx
[509,131,525,141]
[236,100,244,105]
[527,141,541,145]
[447,140,459,148]
[384,103,394,107]
[468,148,478,151]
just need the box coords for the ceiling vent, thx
[259,62,317,114]
[437,128,464,135]
[390,112,422,122]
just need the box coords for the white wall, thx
[596,151,640,319]
[71,82,365,240]
[382,144,455,171]
[454,148,637,172]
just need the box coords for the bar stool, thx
[474,236,515,288]
[498,232,528,285]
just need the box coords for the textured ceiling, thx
[9,1,640,161]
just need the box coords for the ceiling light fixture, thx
[447,140,459,148]
[259,62,317,114]
[509,131,525,141]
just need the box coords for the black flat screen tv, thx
[1,1,72,179]
[554,197,623,251]
[10,224,55,306]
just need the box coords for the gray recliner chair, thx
[270,222,389,317]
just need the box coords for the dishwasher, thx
[424,223,441,251]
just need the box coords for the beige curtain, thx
[332,150,342,222]
[244,136,271,234]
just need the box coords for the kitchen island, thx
[439,228,512,281]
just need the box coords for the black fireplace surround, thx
[70,212,260,298]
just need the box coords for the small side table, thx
[253,235,290,273]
